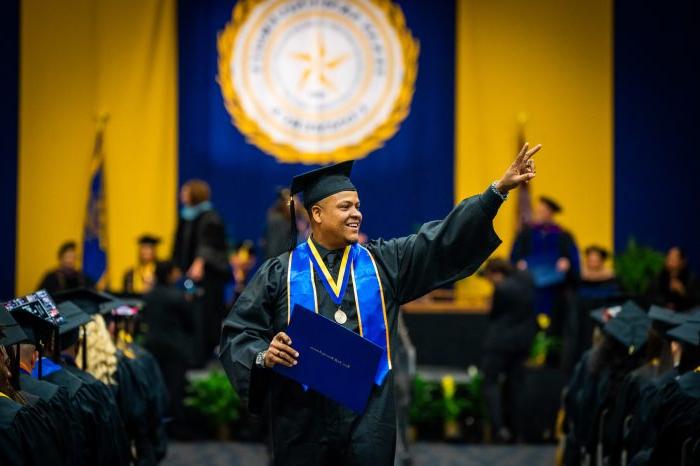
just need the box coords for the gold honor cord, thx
[306,239,351,298]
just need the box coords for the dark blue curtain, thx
[178,0,456,248]
[614,0,700,270]
[0,0,18,299]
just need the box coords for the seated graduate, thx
[479,257,536,442]
[37,241,93,293]
[219,143,540,465]
[631,316,700,466]
[55,288,159,465]
[621,306,695,463]
[34,297,130,466]
[647,246,700,311]
[600,305,686,465]
[123,234,161,294]
[563,302,649,466]
[6,292,83,465]
[0,307,64,466]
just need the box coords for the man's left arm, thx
[388,143,541,304]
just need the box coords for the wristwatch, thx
[255,350,267,369]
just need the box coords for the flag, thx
[515,112,532,232]
[83,114,108,286]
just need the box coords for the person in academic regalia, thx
[172,179,229,360]
[648,246,700,311]
[563,302,649,465]
[600,305,685,465]
[510,195,580,353]
[143,260,195,439]
[29,296,130,466]
[567,245,624,372]
[123,235,161,294]
[219,143,541,466]
[6,299,83,466]
[479,258,537,442]
[54,288,156,465]
[630,316,700,466]
[37,241,93,292]
[0,308,65,466]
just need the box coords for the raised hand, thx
[494,142,541,194]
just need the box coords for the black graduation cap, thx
[0,308,28,346]
[539,195,562,214]
[603,300,651,354]
[666,315,700,346]
[4,290,62,345]
[648,305,687,327]
[137,234,161,245]
[56,301,92,335]
[52,288,123,316]
[288,161,356,250]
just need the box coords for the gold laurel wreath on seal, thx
[217,0,420,164]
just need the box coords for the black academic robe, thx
[112,353,156,466]
[482,270,537,354]
[37,268,93,293]
[129,343,169,461]
[20,372,79,465]
[62,365,131,465]
[172,208,229,356]
[645,372,700,466]
[625,367,679,461]
[0,395,64,466]
[219,186,503,466]
[43,365,129,466]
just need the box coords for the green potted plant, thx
[614,238,665,296]
[184,370,240,440]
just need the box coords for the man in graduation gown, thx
[219,143,540,465]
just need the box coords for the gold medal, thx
[334,309,348,324]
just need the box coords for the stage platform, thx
[162,441,556,466]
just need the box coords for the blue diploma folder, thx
[273,305,383,414]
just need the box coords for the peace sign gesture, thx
[494,143,542,194]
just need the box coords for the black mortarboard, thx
[648,305,687,327]
[666,316,700,346]
[539,196,562,214]
[287,161,356,249]
[0,308,28,346]
[52,288,123,316]
[603,300,651,354]
[137,234,161,245]
[56,301,92,335]
[4,290,62,345]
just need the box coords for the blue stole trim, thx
[31,357,62,378]
[288,241,391,385]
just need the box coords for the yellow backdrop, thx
[454,0,613,303]
[17,0,177,294]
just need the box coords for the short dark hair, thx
[585,245,609,260]
[481,258,514,276]
[57,241,77,259]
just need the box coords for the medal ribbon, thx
[306,239,354,306]
[288,241,391,385]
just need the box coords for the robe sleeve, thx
[218,257,284,412]
[370,185,503,304]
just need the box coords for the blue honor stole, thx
[287,239,392,385]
